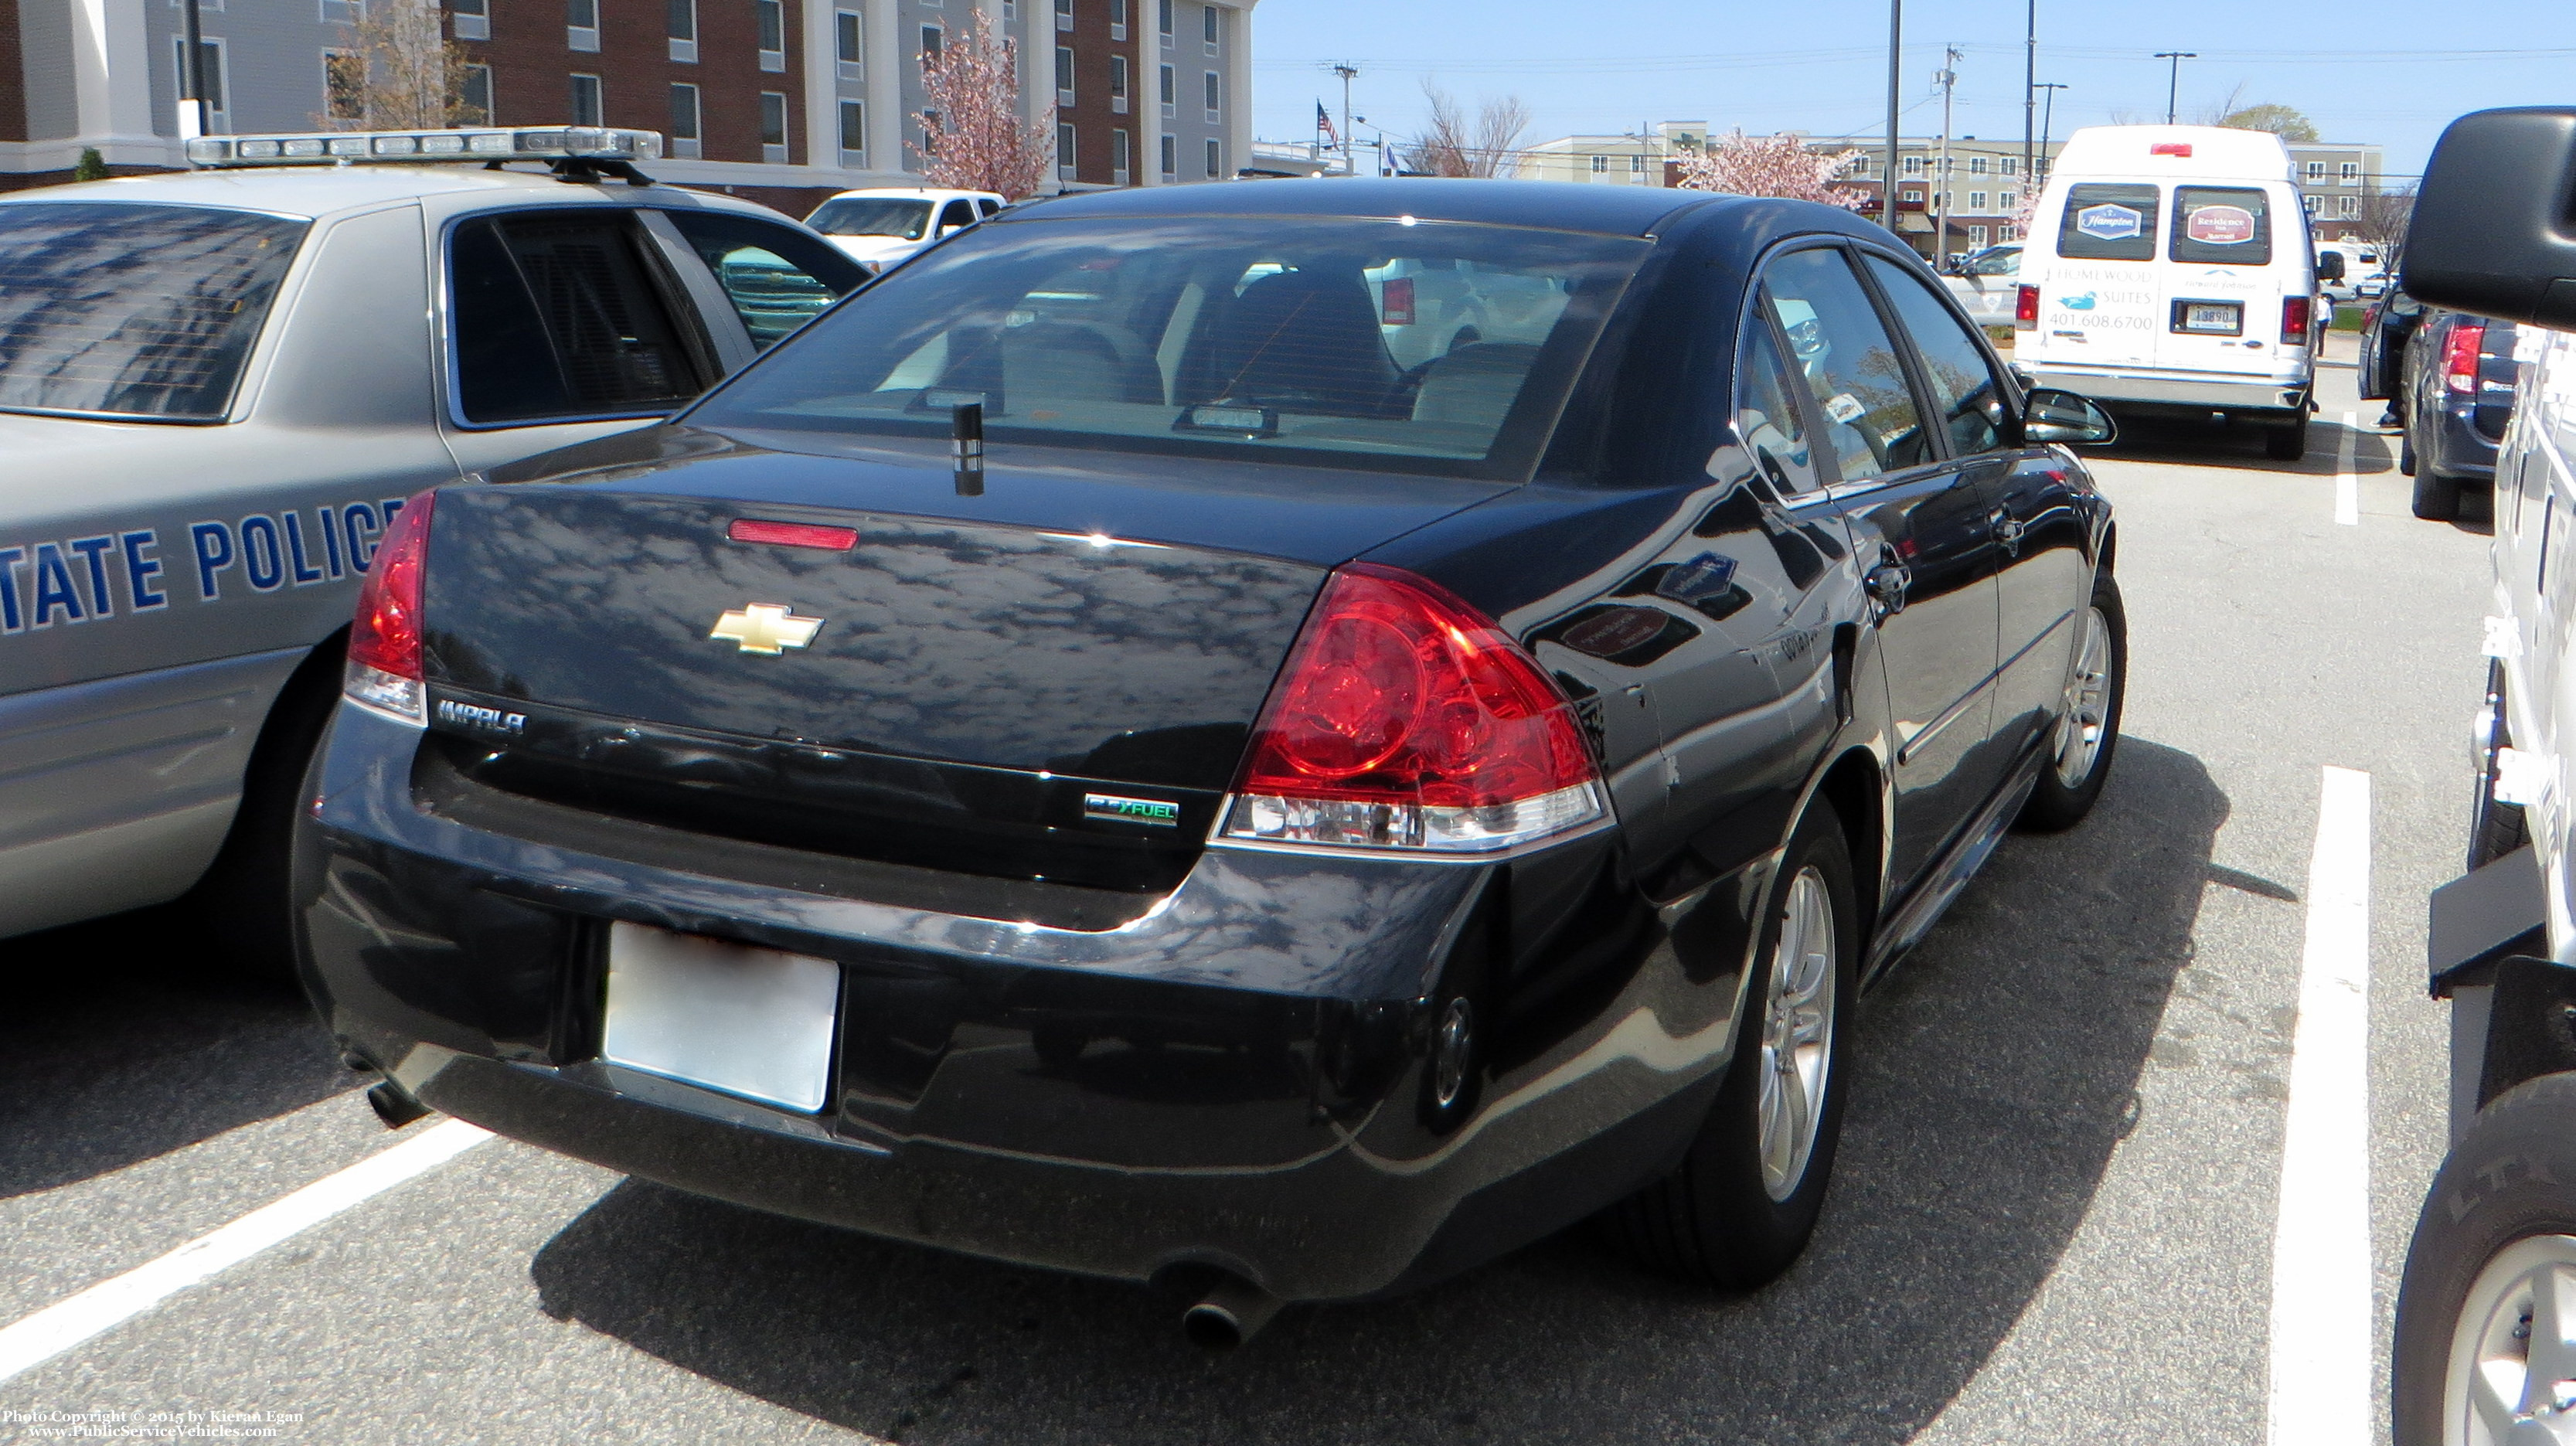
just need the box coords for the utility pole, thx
[1935,47,1958,268]
[179,0,209,138]
[2035,81,2067,185]
[1332,63,1358,175]
[1882,0,1901,238]
[2155,51,2195,126]
[2022,0,2036,187]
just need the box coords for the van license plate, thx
[2182,302,2243,335]
[601,923,839,1112]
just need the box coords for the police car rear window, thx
[2056,183,2160,263]
[0,202,305,422]
[685,216,1646,481]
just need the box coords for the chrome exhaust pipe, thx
[366,1080,430,1130]
[1181,1276,1281,1352]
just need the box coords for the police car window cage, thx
[0,203,308,424]
[449,210,710,425]
[2057,182,2161,264]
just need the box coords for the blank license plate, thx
[601,922,839,1112]
[2183,302,2242,334]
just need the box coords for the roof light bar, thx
[185,127,662,169]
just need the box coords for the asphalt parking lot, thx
[0,333,2486,1444]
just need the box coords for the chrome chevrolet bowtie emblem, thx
[708,604,822,656]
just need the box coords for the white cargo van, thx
[2015,124,2325,459]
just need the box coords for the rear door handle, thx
[1992,510,2026,553]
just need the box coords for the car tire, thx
[2401,427,2419,476]
[188,637,345,978]
[2018,570,2127,832]
[2393,1071,2576,1446]
[2469,658,2530,872]
[2414,469,2463,522]
[1604,805,1859,1290]
[2266,414,2310,461]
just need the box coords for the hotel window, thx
[2303,194,2321,215]
[920,108,939,155]
[667,0,696,63]
[757,0,784,70]
[1160,0,1173,43]
[1202,2,1216,53]
[1056,0,1072,29]
[1159,63,1173,117]
[2306,159,2326,179]
[458,63,492,124]
[1968,224,1989,248]
[173,36,227,118]
[668,83,701,158]
[1629,154,1645,173]
[1901,155,1922,175]
[1161,132,1175,175]
[2338,195,2358,219]
[1057,47,1074,104]
[567,0,598,50]
[1969,155,1987,174]
[1113,127,1130,182]
[1590,154,1608,173]
[839,99,865,163]
[1206,137,1221,178]
[1060,121,1077,180]
[920,24,941,57]
[568,73,602,126]
[1202,70,1217,118]
[1110,0,1127,39]
[1967,190,1986,210]
[760,90,788,162]
[2000,156,2015,175]
[836,10,862,80]
[1110,55,1128,113]
[451,0,488,41]
[1900,188,1922,205]
[2340,161,2360,182]
[1999,189,2015,210]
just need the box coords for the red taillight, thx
[2150,142,2193,158]
[2281,294,2312,346]
[729,518,859,550]
[1224,563,1602,852]
[2445,321,2487,393]
[1382,277,1415,325]
[2015,283,2040,329]
[344,489,437,721]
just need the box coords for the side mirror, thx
[2022,387,2118,446]
[2404,106,2576,328]
[2316,252,2346,281]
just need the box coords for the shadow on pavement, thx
[2098,417,2395,478]
[0,905,354,1198]
[529,739,2227,1445]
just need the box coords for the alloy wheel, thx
[2054,604,2113,789]
[2447,1235,2576,1445]
[1758,865,1836,1202]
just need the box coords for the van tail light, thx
[1223,563,1604,853]
[2015,284,2040,330]
[2281,295,2312,346]
[343,489,437,723]
[2445,321,2487,394]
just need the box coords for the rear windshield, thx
[686,215,1649,478]
[2055,183,2160,263]
[0,202,306,421]
[2170,185,2272,265]
[808,198,934,240]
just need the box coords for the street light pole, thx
[1332,63,1358,175]
[1935,47,1958,268]
[2155,50,2195,127]
[2035,80,2067,174]
[179,0,209,139]
[1883,0,1900,239]
[2022,0,2036,188]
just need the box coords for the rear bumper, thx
[2028,365,2309,417]
[297,702,1757,1301]
[2425,397,2503,481]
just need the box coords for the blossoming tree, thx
[1671,131,1868,211]
[910,12,1053,199]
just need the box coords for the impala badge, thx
[709,604,823,656]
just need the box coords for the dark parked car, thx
[2357,287,2427,427]
[294,179,2125,1346]
[2403,306,2520,519]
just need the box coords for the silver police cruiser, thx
[0,125,867,961]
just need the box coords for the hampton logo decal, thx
[2074,204,2143,241]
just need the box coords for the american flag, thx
[1315,102,1339,147]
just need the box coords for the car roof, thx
[1003,177,1723,237]
[0,165,795,223]
[823,187,1000,202]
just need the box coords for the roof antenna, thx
[952,401,985,496]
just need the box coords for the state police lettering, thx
[0,497,401,636]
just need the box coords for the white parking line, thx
[2335,413,2360,526]
[2265,766,2374,1446]
[0,1118,490,1385]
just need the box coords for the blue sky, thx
[1248,1,2576,178]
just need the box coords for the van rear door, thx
[2036,182,2163,368]
[2154,184,2287,378]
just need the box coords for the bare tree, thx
[2220,100,2320,142]
[910,12,1053,199]
[322,0,483,129]
[2190,83,2248,128]
[1407,83,1530,179]
[1673,131,1867,209]
[2357,185,2417,267]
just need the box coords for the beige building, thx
[1513,120,1704,185]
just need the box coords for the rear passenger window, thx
[2170,185,2272,266]
[938,200,978,233]
[976,199,1002,218]
[1863,256,2009,456]
[1759,248,1930,482]
[449,211,707,424]
[2056,182,2159,263]
[1736,320,1822,494]
[665,211,865,350]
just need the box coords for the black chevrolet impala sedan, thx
[296,178,2124,1345]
